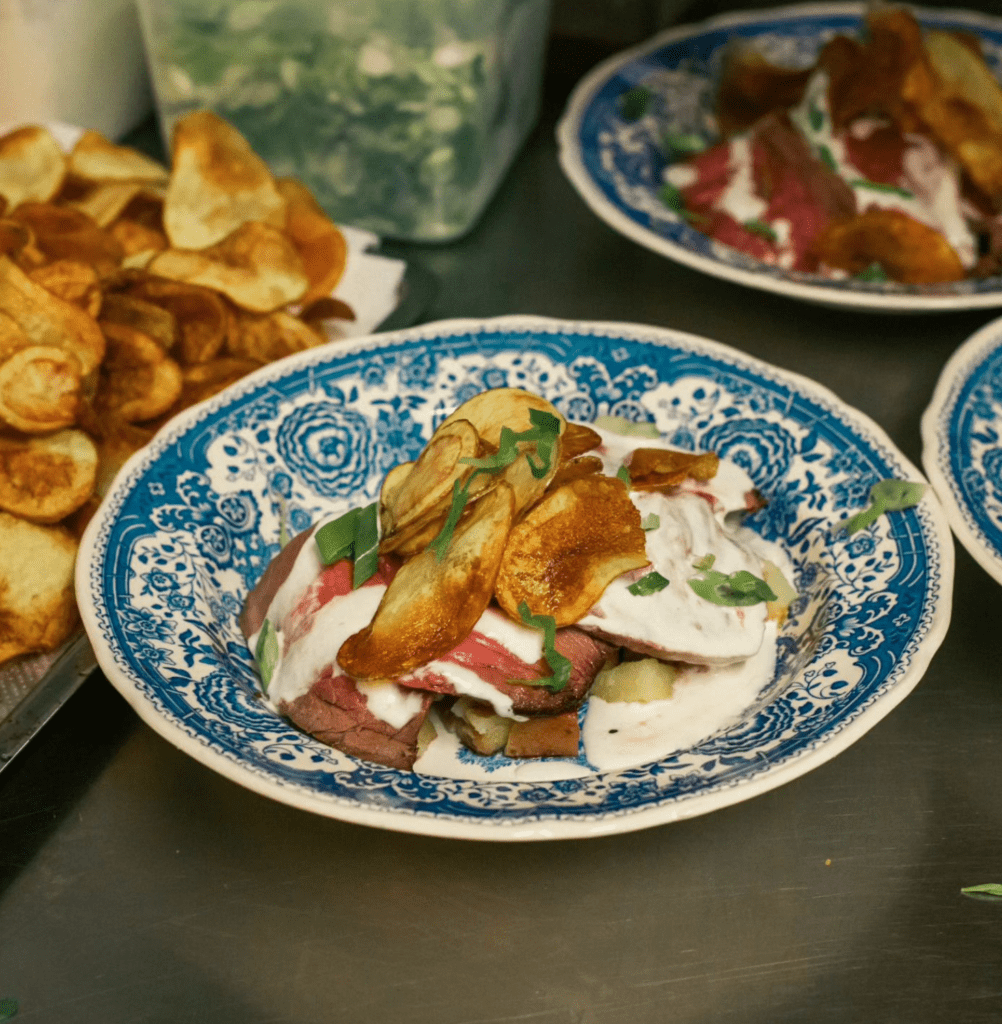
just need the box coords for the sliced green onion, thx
[616,464,631,487]
[628,571,670,596]
[743,219,778,242]
[641,513,660,531]
[838,479,926,536]
[514,602,572,693]
[351,502,380,589]
[315,507,360,565]
[255,619,279,692]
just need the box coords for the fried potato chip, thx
[383,419,481,535]
[439,387,566,445]
[548,454,604,490]
[12,202,123,277]
[175,357,261,408]
[90,416,155,496]
[716,42,813,138]
[110,218,168,259]
[0,309,29,361]
[0,256,105,375]
[68,130,170,185]
[164,111,286,250]
[70,181,144,229]
[813,208,966,283]
[0,511,78,665]
[379,461,415,527]
[116,276,228,364]
[0,218,32,260]
[29,260,102,318]
[96,323,183,422]
[149,221,308,313]
[627,448,720,491]
[300,295,356,330]
[339,481,516,680]
[560,422,602,460]
[0,345,82,433]
[225,308,323,363]
[0,126,66,212]
[0,428,97,522]
[99,292,178,350]
[276,177,348,304]
[495,475,650,627]
[920,30,1002,202]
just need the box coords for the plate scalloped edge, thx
[555,1,1002,314]
[78,315,955,840]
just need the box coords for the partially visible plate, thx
[556,2,1002,313]
[922,313,1002,583]
[78,316,953,840]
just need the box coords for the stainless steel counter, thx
[3,25,1002,1024]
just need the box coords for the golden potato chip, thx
[0,309,29,361]
[0,218,32,260]
[148,221,308,313]
[716,43,813,138]
[813,208,966,284]
[627,448,720,491]
[0,428,97,522]
[0,255,105,375]
[96,323,183,422]
[116,276,228,364]
[70,181,144,229]
[29,260,102,318]
[12,202,124,278]
[99,292,178,350]
[164,110,285,250]
[0,345,82,433]
[560,422,602,460]
[439,387,565,446]
[300,295,356,329]
[276,177,348,304]
[339,481,516,680]
[0,126,66,212]
[110,218,168,260]
[90,416,155,496]
[495,475,650,627]
[384,419,481,535]
[548,455,604,490]
[225,308,323,363]
[0,511,78,665]
[919,30,1002,202]
[68,130,170,185]
[175,357,262,409]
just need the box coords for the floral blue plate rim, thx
[77,316,954,841]
[556,2,1002,314]
[922,312,1002,584]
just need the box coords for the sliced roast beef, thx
[239,524,316,639]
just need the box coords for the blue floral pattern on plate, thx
[556,2,1002,313]
[78,317,952,840]
[923,312,1002,585]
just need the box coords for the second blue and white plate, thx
[78,317,953,840]
[557,2,1002,313]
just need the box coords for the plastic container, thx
[135,0,551,241]
[0,0,153,140]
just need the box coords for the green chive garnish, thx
[837,479,926,536]
[255,619,279,692]
[628,571,670,596]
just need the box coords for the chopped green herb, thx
[961,883,1002,900]
[428,409,563,560]
[818,144,838,172]
[663,131,706,155]
[515,603,572,692]
[659,181,685,214]
[808,101,824,132]
[616,464,631,487]
[254,619,279,693]
[856,262,888,282]
[351,503,380,589]
[838,479,926,536]
[620,85,651,122]
[628,571,670,596]
[688,558,777,607]
[277,497,290,549]
[593,415,660,439]
[851,179,914,199]
[0,998,17,1022]
[314,503,380,588]
[743,219,778,242]
[641,513,660,531]
[315,507,360,566]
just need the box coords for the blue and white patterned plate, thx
[78,317,953,840]
[923,313,1002,583]
[556,3,1002,313]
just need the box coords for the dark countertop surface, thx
[3,11,1002,1023]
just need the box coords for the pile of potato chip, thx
[0,111,354,667]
